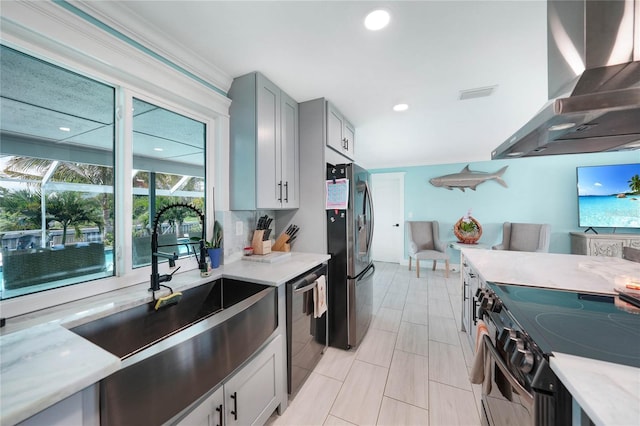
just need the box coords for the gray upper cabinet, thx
[326,102,355,160]
[229,72,299,210]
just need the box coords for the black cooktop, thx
[488,283,640,368]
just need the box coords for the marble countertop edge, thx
[551,352,640,426]
[0,324,121,425]
[460,250,639,295]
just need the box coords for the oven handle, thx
[482,335,534,406]
[293,275,319,294]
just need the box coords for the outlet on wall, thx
[235,221,243,236]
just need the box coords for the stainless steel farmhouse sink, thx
[70,279,277,425]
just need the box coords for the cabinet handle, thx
[342,137,349,150]
[472,297,478,326]
[284,181,289,202]
[230,392,238,421]
[216,404,223,426]
[278,181,283,202]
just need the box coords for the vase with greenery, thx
[207,220,223,268]
[454,209,482,244]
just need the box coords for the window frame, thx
[0,2,228,318]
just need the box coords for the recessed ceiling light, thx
[153,147,164,152]
[59,127,71,132]
[393,103,409,112]
[364,10,390,31]
[548,123,575,131]
[507,152,524,157]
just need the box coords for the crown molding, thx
[71,0,233,94]
[1,1,231,115]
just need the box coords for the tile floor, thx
[269,261,483,426]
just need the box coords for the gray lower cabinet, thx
[229,72,299,210]
[570,232,640,257]
[326,101,355,160]
[460,254,479,348]
[175,334,283,426]
[461,253,482,350]
[175,386,224,426]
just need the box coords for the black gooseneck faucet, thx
[150,203,206,292]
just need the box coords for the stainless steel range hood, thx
[492,0,640,159]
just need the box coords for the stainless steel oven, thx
[476,286,572,426]
[476,282,640,426]
[286,263,328,396]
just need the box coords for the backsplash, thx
[221,210,276,263]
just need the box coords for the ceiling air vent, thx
[458,85,497,100]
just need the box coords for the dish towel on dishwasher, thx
[469,319,491,395]
[313,275,327,318]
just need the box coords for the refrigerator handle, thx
[348,262,375,281]
[364,180,375,256]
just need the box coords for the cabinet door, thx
[326,102,345,155]
[468,273,480,349]
[627,238,640,250]
[343,119,355,160]
[225,335,282,426]
[589,239,624,257]
[176,386,224,426]
[256,74,282,209]
[280,91,299,208]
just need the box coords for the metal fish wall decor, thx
[429,165,508,191]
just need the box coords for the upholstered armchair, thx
[407,221,450,278]
[492,222,551,253]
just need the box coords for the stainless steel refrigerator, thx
[326,163,375,349]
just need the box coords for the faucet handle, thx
[159,266,181,284]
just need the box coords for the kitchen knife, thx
[257,215,268,230]
[289,226,300,239]
[263,229,272,240]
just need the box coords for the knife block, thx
[252,230,271,255]
[272,233,291,252]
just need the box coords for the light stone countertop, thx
[461,250,640,425]
[0,323,121,426]
[460,250,639,294]
[551,352,640,426]
[0,252,329,425]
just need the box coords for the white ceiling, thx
[79,0,550,169]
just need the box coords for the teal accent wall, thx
[371,151,640,259]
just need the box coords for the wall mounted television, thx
[576,163,640,230]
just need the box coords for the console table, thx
[570,232,640,258]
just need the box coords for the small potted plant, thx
[454,209,482,244]
[207,220,223,268]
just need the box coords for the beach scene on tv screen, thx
[577,163,640,228]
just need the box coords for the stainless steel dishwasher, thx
[286,263,328,396]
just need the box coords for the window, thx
[131,98,206,268]
[0,45,210,303]
[0,45,115,299]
